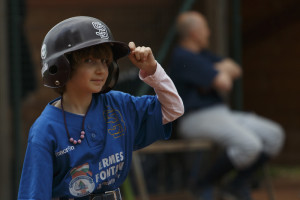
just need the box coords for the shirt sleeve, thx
[139,62,184,124]
[203,50,224,63]
[18,141,53,200]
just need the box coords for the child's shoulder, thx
[105,90,129,97]
[27,111,57,147]
[98,90,132,102]
[96,90,152,107]
[30,102,63,134]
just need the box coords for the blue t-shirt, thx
[18,91,172,200]
[169,46,224,113]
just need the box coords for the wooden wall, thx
[242,0,300,164]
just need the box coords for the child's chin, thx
[93,88,103,93]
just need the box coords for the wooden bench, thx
[131,139,214,200]
[137,139,213,154]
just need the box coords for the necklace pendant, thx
[61,97,91,146]
[80,131,85,139]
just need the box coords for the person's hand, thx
[214,59,242,79]
[213,71,232,93]
[128,41,157,76]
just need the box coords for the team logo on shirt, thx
[69,163,95,197]
[103,106,126,138]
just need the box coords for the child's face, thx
[66,56,109,94]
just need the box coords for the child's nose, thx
[95,61,106,72]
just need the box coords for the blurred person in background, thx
[169,11,285,200]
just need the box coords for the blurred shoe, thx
[221,153,269,200]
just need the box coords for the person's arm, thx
[128,42,184,124]
[139,63,184,124]
[213,58,242,93]
[215,58,242,79]
[18,141,53,200]
[212,71,233,93]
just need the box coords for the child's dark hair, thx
[54,43,113,94]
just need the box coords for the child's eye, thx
[83,58,97,64]
[101,59,108,65]
[84,58,93,63]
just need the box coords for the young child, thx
[18,16,184,200]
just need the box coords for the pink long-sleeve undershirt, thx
[139,62,184,124]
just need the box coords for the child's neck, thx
[60,92,92,115]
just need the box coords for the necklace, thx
[60,97,92,145]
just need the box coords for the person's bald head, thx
[176,11,210,48]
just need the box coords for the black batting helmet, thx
[41,16,130,93]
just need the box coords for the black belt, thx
[59,188,122,200]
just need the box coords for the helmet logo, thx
[92,22,109,39]
[41,44,47,60]
[41,62,48,77]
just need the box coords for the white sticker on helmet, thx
[41,44,47,59]
[92,22,109,39]
[41,62,48,76]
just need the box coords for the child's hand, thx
[128,41,157,76]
